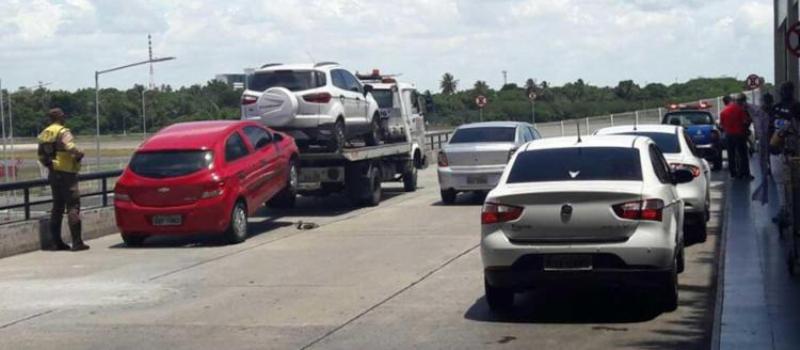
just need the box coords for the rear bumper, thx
[484,263,672,290]
[677,178,706,214]
[114,195,232,236]
[481,227,676,273]
[437,166,505,191]
[695,144,721,159]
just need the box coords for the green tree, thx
[440,73,458,95]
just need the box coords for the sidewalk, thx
[718,160,800,349]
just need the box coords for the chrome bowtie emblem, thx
[569,170,580,178]
[157,187,171,193]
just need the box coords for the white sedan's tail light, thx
[481,202,524,224]
[670,163,701,177]
[612,199,664,221]
[438,151,449,167]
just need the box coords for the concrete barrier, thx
[0,207,118,258]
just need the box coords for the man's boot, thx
[49,217,71,251]
[69,222,89,251]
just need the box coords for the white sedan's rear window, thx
[507,147,642,183]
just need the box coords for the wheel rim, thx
[233,205,247,238]
[289,164,298,191]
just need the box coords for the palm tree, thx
[440,73,458,95]
[473,80,489,95]
[525,78,536,93]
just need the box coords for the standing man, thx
[720,94,753,179]
[37,108,89,251]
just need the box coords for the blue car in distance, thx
[662,103,723,171]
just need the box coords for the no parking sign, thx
[475,95,488,108]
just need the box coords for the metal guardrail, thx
[425,130,452,150]
[0,170,122,222]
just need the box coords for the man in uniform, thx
[38,108,89,251]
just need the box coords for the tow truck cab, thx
[661,102,723,171]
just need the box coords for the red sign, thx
[745,74,763,90]
[475,95,488,108]
[786,22,800,57]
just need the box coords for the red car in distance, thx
[114,120,299,246]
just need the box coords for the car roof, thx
[457,121,532,129]
[140,120,255,151]
[257,63,340,72]
[523,135,649,152]
[595,124,681,135]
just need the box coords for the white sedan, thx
[595,125,710,242]
[481,135,694,312]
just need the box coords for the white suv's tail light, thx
[303,92,332,104]
[612,199,664,221]
[481,202,524,225]
[241,94,258,105]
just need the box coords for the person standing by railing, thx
[37,108,88,251]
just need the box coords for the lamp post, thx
[94,57,174,167]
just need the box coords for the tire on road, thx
[485,278,514,312]
[402,162,417,192]
[440,189,457,204]
[225,201,248,244]
[267,160,298,209]
[121,233,147,247]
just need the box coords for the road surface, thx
[0,168,723,349]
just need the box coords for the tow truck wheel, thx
[364,114,382,146]
[365,167,382,207]
[440,189,457,204]
[402,162,417,192]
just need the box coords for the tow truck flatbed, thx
[299,143,412,162]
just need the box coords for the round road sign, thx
[475,95,488,108]
[745,74,763,90]
[528,91,537,101]
[786,22,800,58]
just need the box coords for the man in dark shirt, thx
[720,94,753,179]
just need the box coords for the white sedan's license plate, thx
[466,175,488,185]
[152,215,182,226]
[544,255,593,271]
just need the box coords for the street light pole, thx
[0,79,7,182]
[141,88,147,138]
[94,56,175,168]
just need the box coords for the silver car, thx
[437,122,541,204]
[481,135,693,313]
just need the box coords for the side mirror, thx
[672,169,693,185]
[363,84,374,97]
[272,132,284,142]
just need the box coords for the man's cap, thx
[48,108,65,119]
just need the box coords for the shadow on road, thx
[108,219,294,249]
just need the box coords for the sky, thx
[0,0,774,92]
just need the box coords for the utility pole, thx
[502,70,508,87]
[0,79,7,182]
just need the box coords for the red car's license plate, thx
[152,215,182,226]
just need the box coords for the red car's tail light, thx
[612,199,664,221]
[481,202,524,225]
[670,163,701,177]
[241,94,258,105]
[303,92,332,104]
[438,151,449,167]
[114,186,131,202]
[201,182,225,199]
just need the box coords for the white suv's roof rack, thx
[314,61,339,67]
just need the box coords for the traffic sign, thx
[475,95,488,108]
[528,91,537,101]
[745,74,763,90]
[786,22,800,57]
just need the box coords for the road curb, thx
[710,177,731,350]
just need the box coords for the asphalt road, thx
[0,167,724,350]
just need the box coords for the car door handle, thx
[339,95,346,100]
[237,171,246,180]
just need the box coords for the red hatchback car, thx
[114,120,299,246]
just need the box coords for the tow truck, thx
[294,71,430,206]
[662,102,723,171]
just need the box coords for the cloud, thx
[0,0,774,92]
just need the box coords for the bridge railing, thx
[425,130,452,151]
[0,170,122,224]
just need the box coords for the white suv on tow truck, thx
[241,62,382,152]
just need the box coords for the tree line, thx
[0,75,751,137]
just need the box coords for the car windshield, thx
[450,127,516,143]
[617,132,680,153]
[372,89,394,108]
[129,151,213,179]
[664,112,714,126]
[249,70,324,92]
[507,147,642,183]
